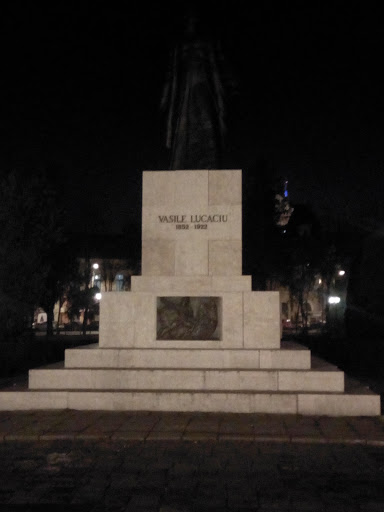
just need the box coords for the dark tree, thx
[66,258,100,336]
[0,170,63,341]
[242,160,286,290]
[39,241,78,337]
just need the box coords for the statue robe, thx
[161,36,227,170]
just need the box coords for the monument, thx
[0,168,380,415]
[0,14,379,415]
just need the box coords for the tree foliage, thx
[66,258,100,335]
[0,170,62,341]
[39,242,79,336]
[100,258,133,291]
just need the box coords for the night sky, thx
[2,3,384,234]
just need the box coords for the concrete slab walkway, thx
[1,426,384,510]
[0,410,384,446]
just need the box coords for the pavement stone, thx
[0,412,383,510]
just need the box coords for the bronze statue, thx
[161,14,232,169]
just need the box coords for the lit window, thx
[115,274,124,291]
[94,275,101,289]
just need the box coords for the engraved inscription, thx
[159,215,187,223]
[190,215,227,223]
[158,213,228,230]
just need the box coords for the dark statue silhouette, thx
[161,15,232,169]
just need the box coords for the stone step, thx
[0,387,379,416]
[29,367,344,393]
[64,344,311,370]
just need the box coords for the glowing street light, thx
[93,263,99,270]
[338,270,345,276]
[328,296,341,305]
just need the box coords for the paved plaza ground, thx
[1,411,384,511]
[1,334,384,510]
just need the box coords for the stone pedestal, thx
[141,170,242,276]
[99,170,281,352]
[0,170,380,415]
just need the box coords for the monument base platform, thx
[0,170,379,416]
[0,342,380,416]
[0,385,379,417]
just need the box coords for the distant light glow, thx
[93,263,99,270]
[95,293,102,300]
[338,270,345,276]
[318,278,322,284]
[328,296,341,304]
